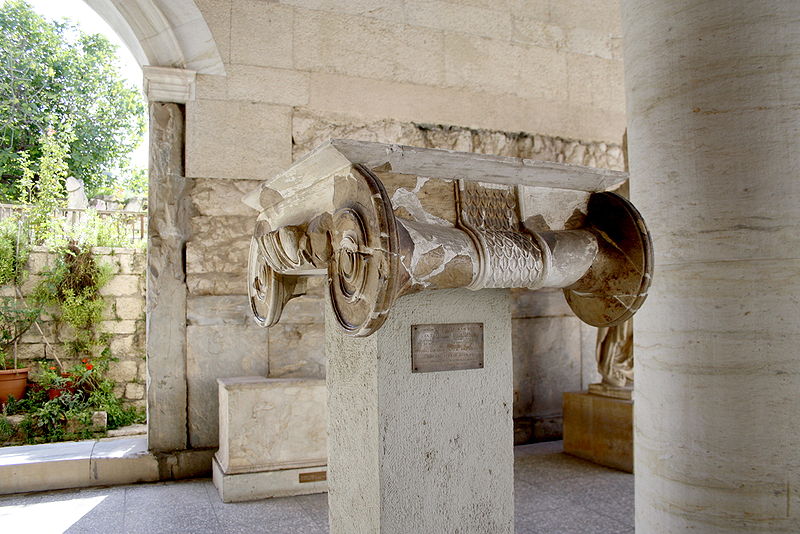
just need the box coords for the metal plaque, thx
[299,470,327,483]
[411,323,484,373]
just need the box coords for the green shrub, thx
[0,217,28,285]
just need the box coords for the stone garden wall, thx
[5,247,146,409]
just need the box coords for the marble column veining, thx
[622,1,800,531]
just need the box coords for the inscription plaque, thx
[299,470,327,483]
[411,323,484,373]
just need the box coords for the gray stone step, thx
[0,436,158,495]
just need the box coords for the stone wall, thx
[168,0,625,450]
[6,247,146,409]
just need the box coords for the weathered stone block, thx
[188,178,259,218]
[107,360,139,383]
[99,275,142,297]
[444,33,567,101]
[230,0,293,69]
[110,335,138,359]
[278,0,402,22]
[187,273,247,296]
[406,0,510,37]
[226,65,309,106]
[548,0,621,34]
[186,324,269,448]
[268,323,325,379]
[91,410,108,430]
[567,53,624,111]
[186,216,252,274]
[565,26,615,60]
[27,249,55,274]
[101,320,138,335]
[125,383,145,400]
[194,0,231,64]
[277,295,324,325]
[305,72,625,143]
[94,255,121,275]
[137,361,147,383]
[185,99,292,180]
[216,377,327,474]
[511,16,566,49]
[114,296,145,320]
[293,9,446,86]
[563,392,632,473]
[117,251,145,275]
[187,295,252,326]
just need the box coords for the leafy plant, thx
[0,0,146,199]
[8,359,143,443]
[0,216,29,285]
[0,299,40,370]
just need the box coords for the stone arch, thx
[84,0,225,74]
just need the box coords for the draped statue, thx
[594,318,633,390]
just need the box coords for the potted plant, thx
[0,350,28,404]
[0,298,41,404]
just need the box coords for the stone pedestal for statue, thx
[327,289,512,533]
[244,140,653,531]
[563,388,633,473]
[213,377,327,502]
[563,319,634,472]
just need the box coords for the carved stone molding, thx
[143,66,196,103]
[246,140,653,336]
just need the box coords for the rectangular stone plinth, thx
[563,391,633,473]
[326,289,514,534]
[216,376,327,474]
[212,457,327,503]
[214,376,327,502]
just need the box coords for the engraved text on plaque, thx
[411,323,484,373]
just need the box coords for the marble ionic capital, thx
[246,141,653,337]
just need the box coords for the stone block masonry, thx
[11,246,146,409]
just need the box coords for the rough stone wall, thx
[179,0,625,448]
[6,247,147,409]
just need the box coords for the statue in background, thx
[590,319,633,398]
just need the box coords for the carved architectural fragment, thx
[246,140,653,336]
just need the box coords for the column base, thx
[212,456,328,503]
[563,391,633,473]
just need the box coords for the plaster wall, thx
[151,0,625,450]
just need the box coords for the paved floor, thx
[0,441,633,534]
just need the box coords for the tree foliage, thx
[0,0,145,199]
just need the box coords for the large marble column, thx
[621,2,800,531]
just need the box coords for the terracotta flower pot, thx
[0,368,29,404]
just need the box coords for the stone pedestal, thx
[213,377,327,503]
[326,289,514,534]
[563,390,632,473]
